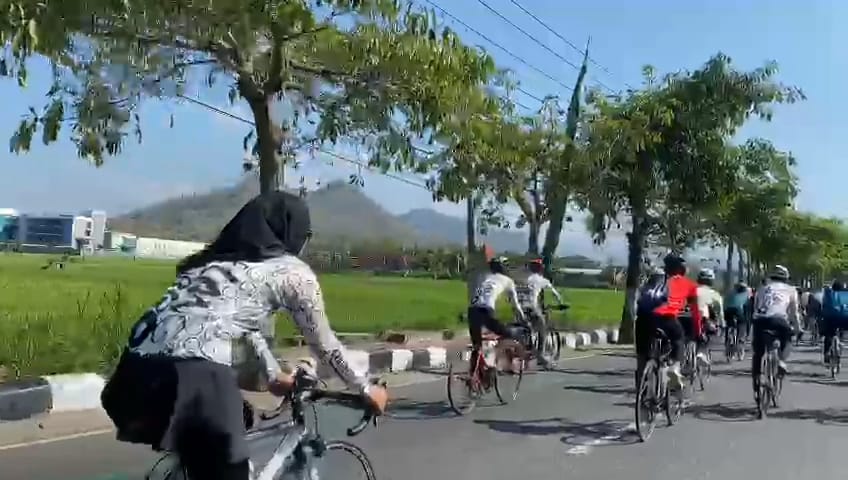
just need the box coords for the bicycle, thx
[446,329,528,415]
[634,329,684,442]
[754,329,784,420]
[724,325,744,362]
[525,304,567,369]
[826,328,842,379]
[682,339,708,393]
[145,367,383,480]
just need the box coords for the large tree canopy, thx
[1,0,499,192]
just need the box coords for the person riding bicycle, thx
[100,191,388,480]
[468,256,527,373]
[515,258,565,367]
[751,265,800,379]
[694,268,723,365]
[635,253,702,389]
[724,281,751,347]
[821,280,848,366]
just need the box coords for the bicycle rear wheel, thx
[757,353,772,419]
[494,349,526,404]
[307,440,376,480]
[724,328,735,363]
[539,327,561,366]
[446,361,481,415]
[635,361,659,442]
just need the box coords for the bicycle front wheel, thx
[635,361,658,442]
[494,351,525,404]
[447,361,480,415]
[308,440,376,480]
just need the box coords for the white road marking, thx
[0,428,113,451]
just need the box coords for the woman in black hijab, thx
[102,191,387,480]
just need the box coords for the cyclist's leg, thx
[467,307,485,373]
[773,317,793,365]
[529,309,546,358]
[659,316,685,387]
[724,309,737,345]
[634,312,654,387]
[822,315,835,357]
[750,319,766,391]
[165,360,251,480]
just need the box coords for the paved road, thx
[3,344,848,480]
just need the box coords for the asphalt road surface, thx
[2,343,847,480]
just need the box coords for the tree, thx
[582,55,803,343]
[1,0,498,193]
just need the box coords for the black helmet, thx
[833,280,847,291]
[663,253,686,275]
[489,256,509,274]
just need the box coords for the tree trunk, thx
[248,98,281,194]
[738,247,746,283]
[618,216,645,344]
[466,197,478,303]
[541,191,568,279]
[724,240,735,291]
[527,219,540,256]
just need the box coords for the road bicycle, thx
[446,328,529,415]
[825,328,842,379]
[525,304,568,369]
[145,368,383,480]
[634,328,684,442]
[724,325,744,362]
[754,329,784,420]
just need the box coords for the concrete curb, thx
[0,327,621,421]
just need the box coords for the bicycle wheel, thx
[757,353,772,419]
[664,371,684,426]
[446,361,481,415]
[770,350,782,408]
[724,328,735,363]
[494,349,526,404]
[829,340,840,379]
[635,361,658,442]
[697,349,711,391]
[308,440,377,480]
[539,327,561,365]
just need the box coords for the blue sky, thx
[0,0,844,260]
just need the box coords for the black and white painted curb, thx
[0,328,620,421]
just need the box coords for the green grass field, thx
[0,253,623,377]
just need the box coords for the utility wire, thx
[419,0,574,93]
[507,0,635,91]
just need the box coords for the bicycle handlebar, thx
[259,369,384,438]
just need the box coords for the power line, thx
[419,0,574,94]
[507,0,635,91]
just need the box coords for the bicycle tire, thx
[770,350,782,408]
[635,361,658,442]
[724,328,735,363]
[757,352,772,419]
[829,339,840,379]
[305,440,377,480]
[547,328,562,362]
[664,375,684,426]
[446,361,480,415]
[494,351,525,404]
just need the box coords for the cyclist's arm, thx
[244,329,284,381]
[507,278,527,323]
[278,272,368,393]
[545,279,563,304]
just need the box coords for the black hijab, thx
[176,191,311,274]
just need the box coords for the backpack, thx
[824,289,848,320]
[637,279,668,315]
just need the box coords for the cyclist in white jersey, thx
[516,258,564,366]
[695,268,724,366]
[751,265,800,379]
[468,257,527,371]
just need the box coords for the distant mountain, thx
[110,176,427,245]
[398,209,528,253]
[108,176,632,261]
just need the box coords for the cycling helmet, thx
[489,256,509,274]
[528,258,544,273]
[769,265,790,282]
[663,253,686,275]
[698,268,716,281]
[832,280,847,291]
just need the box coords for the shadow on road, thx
[562,384,634,396]
[386,399,456,420]
[688,402,758,423]
[793,377,848,387]
[770,408,848,425]
[554,368,632,378]
[473,417,639,447]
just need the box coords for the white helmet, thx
[770,265,790,281]
[697,268,716,281]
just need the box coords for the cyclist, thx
[100,191,388,480]
[468,256,528,373]
[821,280,848,366]
[635,253,702,389]
[694,268,723,365]
[516,258,565,367]
[751,265,799,379]
[724,282,751,351]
